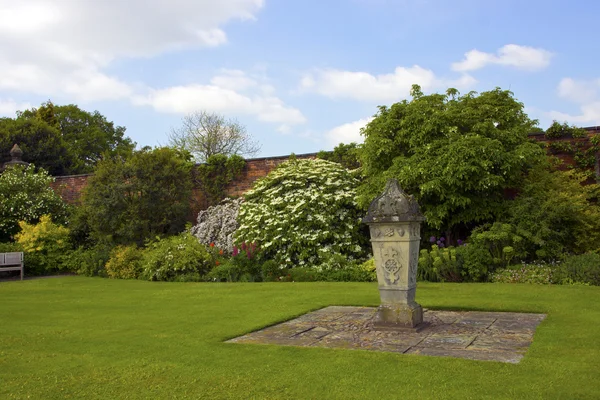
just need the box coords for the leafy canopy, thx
[358,85,546,235]
[1,101,135,175]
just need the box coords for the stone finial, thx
[363,179,425,224]
[10,144,23,161]
[2,144,29,171]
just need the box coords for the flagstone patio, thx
[227,306,546,363]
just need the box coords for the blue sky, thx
[1,0,599,157]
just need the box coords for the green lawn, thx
[1,278,599,399]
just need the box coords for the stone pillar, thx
[363,179,426,331]
[1,144,29,172]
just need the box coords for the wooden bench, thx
[0,252,24,280]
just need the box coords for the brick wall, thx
[190,153,316,217]
[528,126,600,182]
[49,173,93,204]
[50,153,317,216]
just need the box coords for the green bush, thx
[491,262,555,284]
[105,245,143,279]
[140,232,211,281]
[62,244,113,277]
[208,263,245,282]
[360,258,377,282]
[236,158,369,269]
[14,215,71,274]
[288,267,319,282]
[554,253,600,286]
[469,223,525,267]
[261,260,284,282]
[418,245,462,282]
[458,243,494,282]
[81,147,193,246]
[505,168,600,259]
[208,244,264,282]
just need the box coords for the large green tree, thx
[358,85,546,239]
[1,101,135,175]
[0,117,72,176]
[81,147,193,246]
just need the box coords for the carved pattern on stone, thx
[384,228,394,237]
[409,245,419,286]
[363,179,425,223]
[411,224,420,238]
[372,227,382,238]
[397,228,405,237]
[380,246,403,284]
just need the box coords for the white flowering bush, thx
[191,197,243,253]
[0,164,68,241]
[235,158,368,269]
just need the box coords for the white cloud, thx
[452,44,552,72]
[210,69,259,91]
[0,0,264,102]
[0,99,32,117]
[325,117,374,146]
[300,66,438,102]
[546,77,600,125]
[557,77,600,104]
[300,66,476,103]
[135,83,306,125]
[546,103,600,125]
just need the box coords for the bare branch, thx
[168,111,261,162]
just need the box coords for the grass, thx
[1,277,599,399]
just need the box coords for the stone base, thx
[373,303,423,331]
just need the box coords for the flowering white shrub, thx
[235,158,368,269]
[191,197,243,253]
[0,164,67,241]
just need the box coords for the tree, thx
[317,142,361,170]
[358,85,546,239]
[0,164,68,241]
[169,111,260,163]
[81,147,193,246]
[16,101,135,174]
[0,117,72,176]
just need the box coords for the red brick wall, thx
[528,127,600,182]
[50,153,318,214]
[189,153,316,217]
[49,174,93,204]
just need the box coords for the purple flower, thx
[439,242,445,248]
[439,237,445,242]
[429,236,437,243]
[457,239,463,246]
[232,246,239,257]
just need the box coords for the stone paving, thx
[227,306,546,363]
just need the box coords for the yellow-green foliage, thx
[105,245,143,279]
[15,215,71,274]
[360,258,377,281]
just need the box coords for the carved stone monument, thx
[363,179,426,330]
[1,144,29,172]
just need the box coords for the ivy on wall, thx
[544,121,600,179]
[195,154,245,206]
